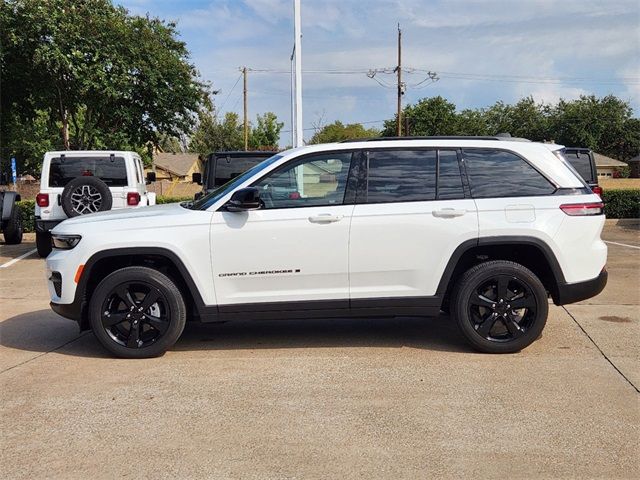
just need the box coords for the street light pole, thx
[293,0,303,147]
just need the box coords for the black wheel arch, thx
[437,236,566,306]
[74,247,217,330]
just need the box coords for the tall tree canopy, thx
[249,112,284,151]
[309,121,380,144]
[1,0,208,170]
[383,95,638,161]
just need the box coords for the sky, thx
[119,0,640,145]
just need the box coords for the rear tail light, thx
[127,192,140,206]
[560,202,604,216]
[592,185,603,197]
[36,193,49,207]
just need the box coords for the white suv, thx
[45,137,607,358]
[35,150,156,257]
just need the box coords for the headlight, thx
[51,234,82,250]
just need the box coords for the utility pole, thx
[242,67,248,150]
[293,0,303,147]
[395,23,403,137]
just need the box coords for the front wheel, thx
[451,260,548,354]
[89,266,186,358]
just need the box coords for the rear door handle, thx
[308,213,343,224]
[433,208,466,218]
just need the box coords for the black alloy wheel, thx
[89,266,186,358]
[452,260,548,353]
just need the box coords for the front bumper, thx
[554,269,608,305]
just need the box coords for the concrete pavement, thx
[1,224,638,479]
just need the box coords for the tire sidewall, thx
[453,262,548,354]
[61,176,113,217]
[89,267,186,358]
[3,205,23,244]
[35,231,52,257]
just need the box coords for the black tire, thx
[89,266,186,358]
[451,260,548,354]
[3,205,23,244]
[61,176,113,217]
[36,231,52,257]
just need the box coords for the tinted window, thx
[48,156,127,187]
[210,154,274,188]
[253,152,353,209]
[463,149,555,198]
[563,150,595,183]
[437,150,464,199]
[366,149,436,203]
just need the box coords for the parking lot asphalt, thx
[1,224,638,479]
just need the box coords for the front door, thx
[210,151,356,310]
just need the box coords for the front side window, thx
[48,156,128,187]
[463,149,556,198]
[253,152,353,209]
[365,149,436,203]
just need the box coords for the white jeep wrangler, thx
[45,137,607,358]
[35,151,156,257]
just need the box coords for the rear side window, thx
[462,149,555,198]
[48,156,128,187]
[365,149,436,203]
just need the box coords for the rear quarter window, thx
[462,149,556,198]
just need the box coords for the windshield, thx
[187,154,283,210]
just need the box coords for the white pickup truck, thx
[35,151,156,257]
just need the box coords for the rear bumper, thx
[35,218,63,233]
[554,269,608,305]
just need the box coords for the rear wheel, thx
[451,260,548,353]
[3,206,23,244]
[89,266,186,358]
[36,231,52,257]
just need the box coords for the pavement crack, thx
[563,306,639,394]
[0,332,89,375]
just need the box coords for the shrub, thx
[156,196,192,204]
[16,200,35,232]
[602,189,640,219]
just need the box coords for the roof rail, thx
[340,135,532,143]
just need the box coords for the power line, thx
[217,72,243,115]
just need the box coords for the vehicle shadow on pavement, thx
[0,310,471,358]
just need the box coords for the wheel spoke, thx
[471,293,494,309]
[497,276,509,300]
[116,285,136,309]
[503,314,524,337]
[476,313,498,337]
[102,312,127,327]
[140,289,161,311]
[144,316,169,334]
[509,295,536,310]
[127,321,140,348]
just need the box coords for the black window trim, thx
[461,147,559,199]
[357,146,467,205]
[233,149,360,211]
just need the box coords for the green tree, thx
[249,112,283,150]
[382,96,458,136]
[189,108,244,156]
[309,121,379,144]
[1,0,207,169]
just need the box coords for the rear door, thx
[349,148,478,304]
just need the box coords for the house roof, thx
[628,155,640,164]
[153,153,200,177]
[594,153,627,168]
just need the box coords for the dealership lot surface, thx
[1,223,638,479]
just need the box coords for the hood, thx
[52,203,208,234]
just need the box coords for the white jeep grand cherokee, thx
[46,137,607,358]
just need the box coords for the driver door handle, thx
[433,208,466,218]
[308,213,343,224]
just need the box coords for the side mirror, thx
[146,171,156,184]
[192,172,202,185]
[224,187,261,212]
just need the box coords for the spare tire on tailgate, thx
[61,176,113,217]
